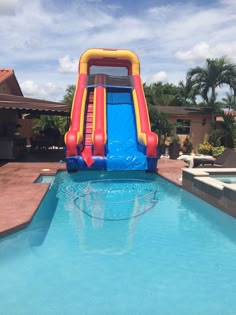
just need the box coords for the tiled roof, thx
[0,93,69,115]
[0,68,23,96]
[0,69,14,84]
[0,69,68,115]
[154,105,212,115]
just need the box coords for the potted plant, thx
[169,135,180,159]
[182,136,193,154]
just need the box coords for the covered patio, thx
[0,93,70,160]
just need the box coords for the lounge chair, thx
[213,148,236,167]
[193,148,236,168]
[178,149,236,168]
[178,154,214,168]
[193,155,215,167]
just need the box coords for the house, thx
[156,105,212,152]
[0,69,69,159]
[0,69,23,95]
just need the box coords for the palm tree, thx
[220,111,236,148]
[222,92,236,110]
[177,80,198,106]
[187,56,236,121]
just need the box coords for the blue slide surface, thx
[106,89,147,171]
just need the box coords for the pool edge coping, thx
[182,168,236,217]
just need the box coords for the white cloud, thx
[212,43,236,62]
[21,80,62,100]
[220,0,236,8]
[145,71,168,84]
[175,42,211,63]
[1,0,236,101]
[0,0,18,15]
[175,41,236,64]
[59,55,78,73]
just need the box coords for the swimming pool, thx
[182,168,236,216]
[1,171,236,315]
[210,174,236,184]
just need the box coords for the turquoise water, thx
[1,171,236,315]
[210,174,236,184]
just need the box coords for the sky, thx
[1,0,236,101]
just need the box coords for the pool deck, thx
[0,157,187,238]
[0,162,66,237]
[182,167,236,217]
[157,157,187,186]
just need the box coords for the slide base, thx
[66,156,158,172]
[66,156,107,172]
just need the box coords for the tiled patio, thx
[157,157,187,186]
[0,156,187,238]
[0,161,66,237]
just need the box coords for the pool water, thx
[1,171,236,315]
[210,174,236,184]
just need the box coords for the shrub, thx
[170,135,180,144]
[198,142,213,155]
[212,146,225,158]
[182,137,193,154]
[208,129,224,147]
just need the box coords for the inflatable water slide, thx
[65,48,158,172]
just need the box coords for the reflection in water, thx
[28,184,59,246]
[0,179,59,261]
[0,173,159,259]
[57,178,159,255]
[60,179,158,220]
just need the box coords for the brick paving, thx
[0,162,66,237]
[0,156,187,238]
[157,157,188,186]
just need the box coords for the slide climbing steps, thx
[81,89,95,167]
[84,90,94,147]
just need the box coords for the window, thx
[89,66,128,76]
[176,119,191,135]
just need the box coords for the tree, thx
[187,57,236,120]
[219,111,236,148]
[63,85,76,109]
[32,85,75,137]
[143,81,201,107]
[208,110,236,148]
[32,115,67,136]
[143,83,154,105]
[222,92,236,110]
[176,80,198,106]
[31,84,77,141]
[148,107,174,155]
[143,82,181,106]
